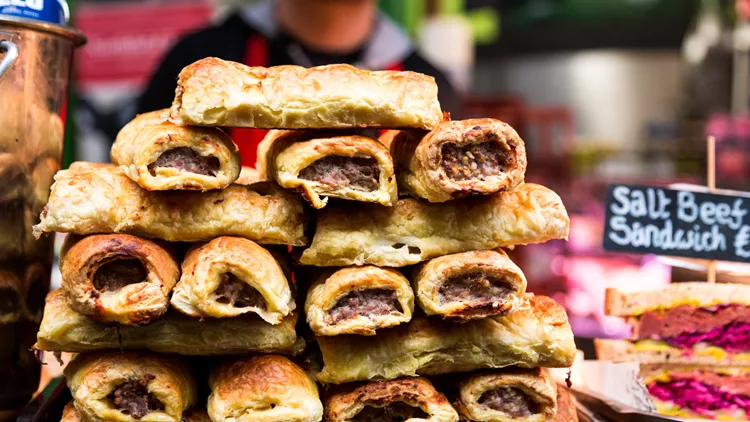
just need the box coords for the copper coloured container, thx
[0,15,84,414]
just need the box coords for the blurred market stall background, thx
[64,0,750,340]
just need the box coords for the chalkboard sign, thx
[603,184,750,263]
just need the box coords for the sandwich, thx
[595,282,750,365]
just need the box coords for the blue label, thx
[0,0,68,25]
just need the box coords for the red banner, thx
[75,1,212,88]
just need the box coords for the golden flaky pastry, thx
[36,290,303,356]
[33,162,307,245]
[257,130,397,209]
[64,352,197,422]
[325,377,458,422]
[59,234,179,326]
[208,355,323,422]
[455,368,557,422]
[170,58,443,130]
[315,295,575,384]
[111,109,241,191]
[381,119,527,203]
[235,166,264,185]
[170,236,294,324]
[299,183,569,267]
[413,249,527,322]
[305,266,414,336]
[61,404,210,422]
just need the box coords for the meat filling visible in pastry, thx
[381,119,526,203]
[170,237,294,324]
[456,369,557,422]
[59,234,180,325]
[170,58,443,130]
[325,377,458,422]
[64,351,197,422]
[208,355,323,422]
[414,249,527,322]
[300,183,569,268]
[36,289,303,356]
[62,403,210,422]
[112,109,240,191]
[306,266,414,336]
[257,130,397,209]
[315,295,575,384]
[32,162,307,245]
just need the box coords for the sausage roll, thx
[62,404,210,422]
[300,183,569,267]
[59,234,180,325]
[413,249,526,322]
[257,130,397,209]
[315,295,575,384]
[455,369,557,422]
[111,109,241,191]
[32,163,307,245]
[170,236,294,324]
[325,377,458,422]
[171,58,443,130]
[381,119,526,203]
[64,352,197,422]
[36,290,303,356]
[207,355,323,422]
[305,266,414,336]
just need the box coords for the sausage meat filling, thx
[328,289,401,324]
[479,387,540,418]
[439,272,514,304]
[110,375,164,420]
[214,273,266,309]
[441,140,514,181]
[148,147,220,177]
[351,402,429,422]
[299,156,380,191]
[93,259,148,292]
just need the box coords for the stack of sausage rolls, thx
[32,57,578,422]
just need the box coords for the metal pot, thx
[0,15,83,413]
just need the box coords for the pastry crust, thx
[325,377,458,422]
[305,266,414,336]
[65,351,197,422]
[208,355,323,422]
[171,58,443,130]
[455,369,557,422]
[315,295,576,384]
[59,234,180,325]
[381,119,526,203]
[62,403,210,422]
[36,290,303,355]
[413,249,527,322]
[170,236,294,324]
[236,166,264,185]
[299,183,569,267]
[257,130,397,208]
[111,109,241,191]
[32,163,307,245]
[552,388,577,422]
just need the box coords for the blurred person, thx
[138,0,460,165]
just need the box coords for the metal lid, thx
[0,14,85,46]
